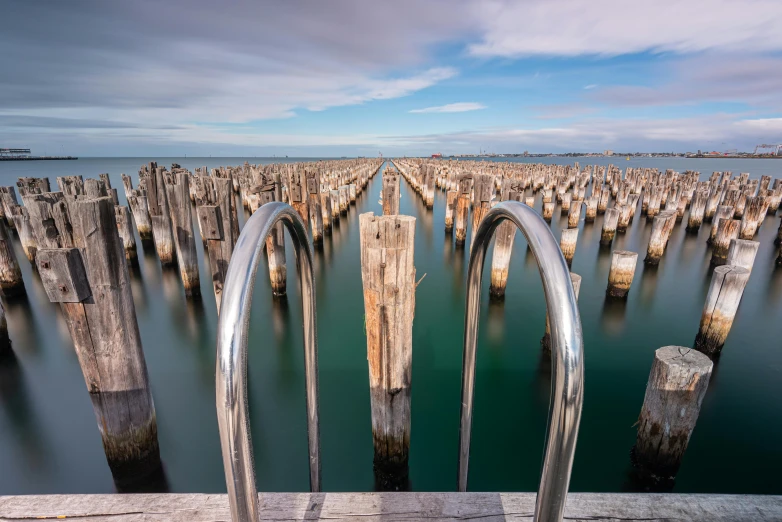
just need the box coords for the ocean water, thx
[0,156,780,495]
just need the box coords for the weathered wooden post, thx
[600,207,619,245]
[695,265,750,358]
[349,183,357,204]
[489,181,521,299]
[382,170,400,216]
[359,212,416,490]
[288,168,309,226]
[9,206,37,263]
[598,186,610,213]
[454,175,472,245]
[36,196,160,484]
[686,190,707,232]
[320,192,332,235]
[17,177,50,196]
[708,205,734,244]
[255,176,287,297]
[305,171,323,244]
[338,185,349,214]
[616,204,633,233]
[145,166,175,266]
[560,192,572,214]
[739,196,766,239]
[711,219,740,266]
[124,178,153,241]
[542,201,554,222]
[196,177,238,312]
[726,239,759,273]
[645,212,676,265]
[57,176,84,199]
[567,199,582,228]
[444,191,457,231]
[0,186,19,229]
[114,206,138,261]
[541,273,580,352]
[633,346,712,482]
[0,220,25,297]
[607,250,638,298]
[329,189,341,222]
[585,196,597,222]
[560,228,578,267]
[470,174,494,250]
[164,172,200,297]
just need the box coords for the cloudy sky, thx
[1,0,781,156]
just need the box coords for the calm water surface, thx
[1,157,781,495]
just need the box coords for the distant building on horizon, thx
[604,150,613,156]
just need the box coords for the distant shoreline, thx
[0,156,78,161]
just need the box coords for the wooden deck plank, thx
[1,492,781,521]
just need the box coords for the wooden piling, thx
[320,192,332,234]
[542,202,554,222]
[585,196,597,222]
[470,174,493,250]
[686,190,707,232]
[330,190,341,222]
[37,196,160,483]
[165,172,200,297]
[616,204,633,233]
[489,183,520,299]
[644,212,676,265]
[600,208,619,245]
[708,205,734,244]
[339,186,349,215]
[10,206,37,263]
[633,346,712,480]
[0,220,25,297]
[726,239,759,273]
[196,178,238,312]
[598,186,610,214]
[739,196,766,240]
[145,167,176,266]
[114,206,138,261]
[445,191,457,231]
[695,265,750,358]
[305,171,323,244]
[607,250,637,298]
[567,200,582,228]
[541,273,580,353]
[257,180,287,297]
[382,170,400,216]
[359,212,416,489]
[560,228,578,267]
[57,176,84,199]
[711,219,740,266]
[454,176,472,245]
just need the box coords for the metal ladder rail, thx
[216,202,320,522]
[459,200,584,522]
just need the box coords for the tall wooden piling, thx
[711,219,740,266]
[36,196,160,483]
[145,167,175,266]
[560,228,578,267]
[567,200,582,228]
[10,206,37,263]
[686,190,707,232]
[454,176,472,245]
[541,273,581,353]
[600,208,619,245]
[444,191,457,230]
[196,178,238,312]
[542,202,554,222]
[306,171,323,244]
[256,178,287,297]
[645,212,676,265]
[607,250,638,298]
[114,206,138,261]
[470,174,493,250]
[0,220,25,297]
[695,265,750,358]
[165,172,200,297]
[598,187,610,214]
[708,205,734,244]
[288,168,309,227]
[633,346,712,481]
[616,204,633,233]
[489,183,521,299]
[382,170,400,216]
[359,212,416,489]
[320,192,332,235]
[585,197,598,222]
[726,239,759,273]
[338,186,349,214]
[739,196,766,240]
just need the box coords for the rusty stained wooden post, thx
[114,206,138,261]
[288,168,309,227]
[444,190,457,231]
[739,196,767,240]
[382,170,400,216]
[0,219,25,297]
[470,174,493,251]
[196,177,238,312]
[560,228,578,267]
[600,207,620,246]
[644,211,676,265]
[36,196,160,485]
[164,172,200,297]
[711,219,740,266]
[726,239,759,273]
[359,212,416,490]
[454,175,472,246]
[542,201,554,222]
[489,180,521,299]
[320,192,332,235]
[567,198,582,228]
[633,346,712,483]
[607,250,638,298]
[584,196,598,222]
[305,170,323,244]
[708,205,734,244]
[145,166,175,266]
[542,273,581,353]
[694,265,750,358]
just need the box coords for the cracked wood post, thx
[114,206,137,261]
[165,172,200,297]
[645,211,676,265]
[0,186,19,230]
[10,206,37,263]
[600,207,619,246]
[196,178,237,312]
[444,190,457,231]
[598,186,610,214]
[359,212,416,490]
[585,196,597,222]
[616,204,632,233]
[726,239,759,273]
[425,171,435,209]
[567,199,582,228]
[145,166,175,266]
[560,228,578,268]
[607,250,637,298]
[739,196,766,240]
[542,201,554,222]
[470,174,493,251]
[350,183,357,204]
[36,196,160,484]
[259,185,287,297]
[686,189,707,232]
[320,192,332,235]
[0,219,24,297]
[57,176,84,199]
[711,219,740,266]
[126,181,153,241]
[330,190,341,222]
[694,265,750,358]
[382,170,400,216]
[708,205,734,244]
[560,192,572,215]
[489,181,521,299]
[542,273,580,353]
[121,174,133,200]
[339,186,349,215]
[633,346,712,482]
[288,168,309,228]
[16,177,50,196]
[454,175,472,246]
[305,171,323,244]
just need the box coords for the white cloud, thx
[409,102,486,113]
[469,0,782,57]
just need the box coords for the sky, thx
[1,0,782,157]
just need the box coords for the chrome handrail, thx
[216,202,320,522]
[458,201,584,522]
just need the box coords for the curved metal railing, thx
[216,202,320,522]
[458,200,584,522]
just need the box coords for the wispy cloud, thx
[583,84,598,90]
[409,102,486,113]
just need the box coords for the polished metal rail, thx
[458,201,584,522]
[216,202,320,522]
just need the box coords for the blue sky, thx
[1,0,781,156]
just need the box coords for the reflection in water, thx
[638,263,660,310]
[272,296,296,390]
[453,242,465,292]
[595,243,612,280]
[128,256,149,314]
[765,262,782,305]
[601,295,628,336]
[0,350,50,471]
[487,299,505,345]
[161,266,183,306]
[3,293,41,355]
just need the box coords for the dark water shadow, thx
[114,463,170,494]
[638,262,659,310]
[601,295,628,336]
[3,293,41,355]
